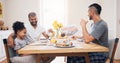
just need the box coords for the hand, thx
[48,29,55,34]
[42,32,49,39]
[48,29,54,33]
[80,19,88,27]
[48,29,53,32]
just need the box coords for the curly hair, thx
[12,21,26,34]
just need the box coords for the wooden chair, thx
[3,39,11,63]
[110,38,119,63]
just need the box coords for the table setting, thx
[18,21,109,63]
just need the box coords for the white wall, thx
[115,0,120,59]
[68,0,98,26]
[4,0,40,29]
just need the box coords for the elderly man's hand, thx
[80,19,88,27]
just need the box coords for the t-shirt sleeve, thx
[91,25,106,40]
[25,33,34,44]
[14,40,21,50]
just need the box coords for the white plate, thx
[76,38,84,42]
[55,45,74,48]
[40,40,48,43]
[30,42,47,46]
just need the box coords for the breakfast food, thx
[71,36,76,40]
[57,34,68,39]
[55,39,73,47]
[50,38,57,44]
[70,35,82,40]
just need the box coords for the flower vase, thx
[56,29,61,38]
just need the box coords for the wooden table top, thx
[18,41,109,54]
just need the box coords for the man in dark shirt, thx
[67,3,109,63]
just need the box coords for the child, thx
[11,21,55,63]
[10,21,36,63]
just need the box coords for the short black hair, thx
[89,3,102,15]
[12,21,26,34]
[28,12,36,18]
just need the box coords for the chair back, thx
[3,39,11,63]
[110,38,119,63]
[3,39,17,63]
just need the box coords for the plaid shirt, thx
[67,52,108,63]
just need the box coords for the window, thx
[40,0,68,30]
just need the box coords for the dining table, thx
[18,39,109,63]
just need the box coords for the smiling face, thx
[29,16,38,26]
[17,29,27,39]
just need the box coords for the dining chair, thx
[3,39,17,63]
[3,39,11,63]
[110,38,119,63]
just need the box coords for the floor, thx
[1,57,120,63]
[0,57,65,63]
[51,57,65,63]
